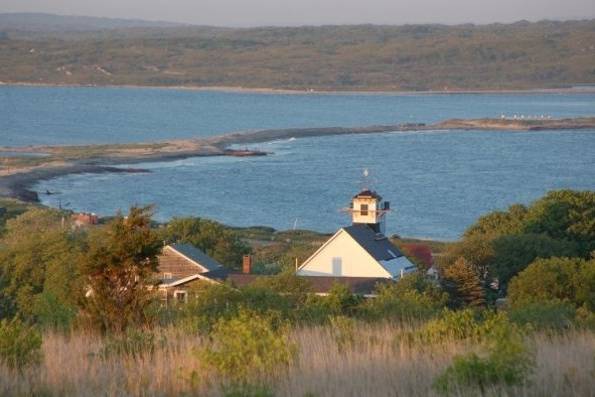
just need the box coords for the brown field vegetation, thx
[0,324,593,397]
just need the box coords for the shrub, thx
[434,314,534,394]
[507,257,595,309]
[325,282,362,316]
[575,305,595,330]
[0,319,42,371]
[329,315,356,352]
[509,300,576,332]
[361,274,446,322]
[178,283,243,333]
[32,291,76,331]
[412,309,482,344]
[200,310,297,386]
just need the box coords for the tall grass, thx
[1,324,593,396]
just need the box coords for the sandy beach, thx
[4,82,595,96]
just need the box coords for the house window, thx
[360,204,368,216]
[174,290,187,303]
[163,272,173,280]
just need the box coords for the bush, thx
[174,283,242,333]
[200,310,296,386]
[0,319,43,371]
[32,291,76,331]
[360,274,446,322]
[411,309,483,344]
[329,316,357,352]
[509,300,576,332]
[507,257,595,310]
[434,314,534,394]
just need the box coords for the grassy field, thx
[2,20,595,91]
[1,324,592,397]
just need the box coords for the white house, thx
[297,189,416,279]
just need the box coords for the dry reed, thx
[0,324,593,397]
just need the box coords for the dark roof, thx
[169,243,222,271]
[202,267,232,281]
[353,189,382,200]
[342,224,403,262]
[223,273,392,295]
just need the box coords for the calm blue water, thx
[2,86,594,240]
[2,86,595,146]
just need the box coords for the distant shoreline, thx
[1,117,594,203]
[3,82,595,96]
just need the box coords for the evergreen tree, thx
[81,206,162,333]
[442,257,486,309]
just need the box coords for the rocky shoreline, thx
[1,117,594,203]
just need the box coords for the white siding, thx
[297,229,392,278]
[352,197,380,224]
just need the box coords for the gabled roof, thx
[342,224,404,262]
[168,243,222,272]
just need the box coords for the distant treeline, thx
[1,19,595,90]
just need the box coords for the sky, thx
[1,0,594,27]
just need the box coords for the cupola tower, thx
[349,189,390,234]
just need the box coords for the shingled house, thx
[157,243,227,304]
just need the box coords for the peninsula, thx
[1,116,594,202]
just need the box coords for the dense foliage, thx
[0,207,82,322]
[81,206,162,332]
[507,257,595,310]
[439,190,595,297]
[0,319,42,371]
[162,217,250,269]
[2,20,595,90]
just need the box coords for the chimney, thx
[242,255,252,274]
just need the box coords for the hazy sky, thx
[2,0,594,26]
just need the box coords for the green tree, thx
[442,258,486,308]
[464,203,528,239]
[81,206,162,333]
[523,190,595,253]
[163,217,250,268]
[490,233,579,290]
[438,235,494,283]
[507,257,595,310]
[0,208,81,321]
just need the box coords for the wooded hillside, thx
[1,18,595,90]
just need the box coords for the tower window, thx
[360,204,368,216]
